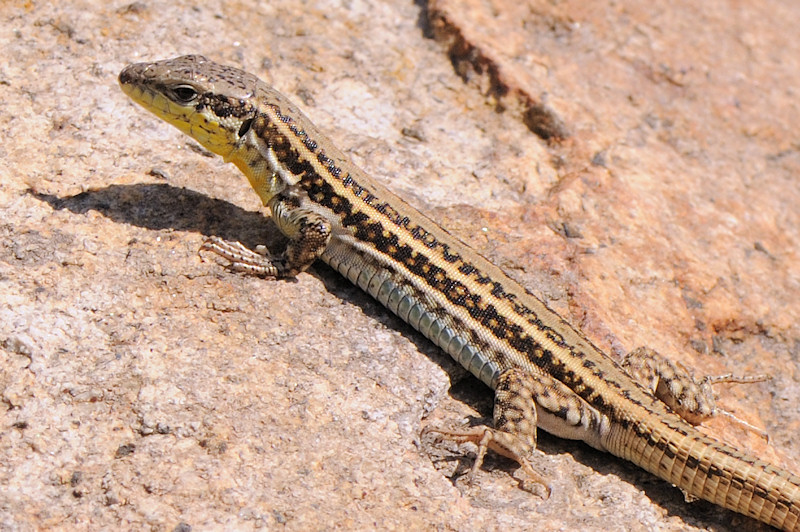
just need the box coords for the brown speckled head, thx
[119,55,259,159]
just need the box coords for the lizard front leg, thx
[201,186,332,278]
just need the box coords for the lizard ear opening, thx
[237,118,254,138]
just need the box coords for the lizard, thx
[118,55,800,531]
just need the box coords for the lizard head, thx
[119,55,259,161]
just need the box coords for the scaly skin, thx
[119,55,800,530]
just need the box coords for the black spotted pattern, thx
[257,105,662,408]
[248,97,800,526]
[195,94,254,119]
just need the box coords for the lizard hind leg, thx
[423,368,553,498]
[622,346,771,440]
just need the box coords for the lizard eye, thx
[170,84,199,104]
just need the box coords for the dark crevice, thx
[422,2,569,142]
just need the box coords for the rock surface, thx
[1,1,798,530]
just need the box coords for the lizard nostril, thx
[118,67,132,85]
